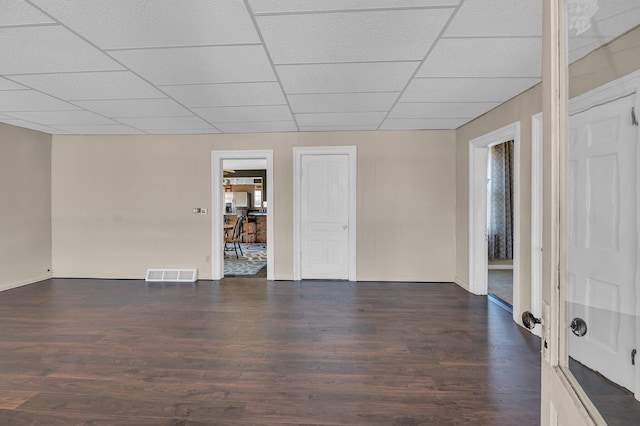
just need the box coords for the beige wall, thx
[0,123,52,291]
[52,130,456,281]
[455,25,640,321]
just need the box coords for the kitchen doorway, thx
[212,150,274,280]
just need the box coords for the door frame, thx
[532,112,544,337]
[468,122,521,323]
[211,150,274,281]
[293,146,357,281]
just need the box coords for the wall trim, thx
[0,273,52,293]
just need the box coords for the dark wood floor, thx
[0,278,541,425]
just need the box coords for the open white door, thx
[539,0,607,423]
[568,94,638,395]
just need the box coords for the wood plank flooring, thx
[0,278,541,425]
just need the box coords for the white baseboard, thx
[454,276,470,291]
[0,273,52,293]
[488,264,514,270]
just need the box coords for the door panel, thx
[568,95,637,393]
[300,154,349,279]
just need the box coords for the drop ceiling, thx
[0,0,637,135]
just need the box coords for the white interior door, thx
[300,154,349,280]
[568,94,638,394]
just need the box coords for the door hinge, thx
[632,349,637,365]
[632,107,638,126]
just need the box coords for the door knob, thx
[570,317,587,337]
[521,311,541,329]
[342,225,348,230]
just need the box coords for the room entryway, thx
[487,140,515,307]
[212,150,274,281]
[468,122,520,321]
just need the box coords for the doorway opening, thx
[469,122,521,323]
[212,150,274,281]
[222,160,267,277]
[487,140,515,307]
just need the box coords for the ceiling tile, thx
[296,112,387,126]
[250,0,458,14]
[194,105,292,123]
[400,78,540,103]
[73,99,191,118]
[418,38,541,77]
[116,116,216,131]
[288,92,399,113]
[0,77,24,90]
[144,129,221,135]
[257,9,453,64]
[444,0,542,37]
[4,110,117,125]
[299,125,379,132]
[30,0,259,49]
[0,26,123,74]
[215,121,297,133]
[277,62,419,94]
[390,102,500,118]
[0,91,79,111]
[9,71,164,100]
[51,124,146,134]
[0,118,59,133]
[161,82,286,108]
[380,117,471,129]
[0,0,55,26]
[110,45,276,85]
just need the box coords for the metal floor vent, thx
[145,268,198,283]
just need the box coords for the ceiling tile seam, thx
[0,117,59,130]
[0,23,58,30]
[209,119,295,124]
[293,111,389,115]
[157,81,279,88]
[2,70,143,77]
[213,120,295,124]
[412,76,542,80]
[375,0,466,130]
[388,116,475,119]
[244,0,299,131]
[440,35,543,40]
[65,96,169,102]
[191,104,289,109]
[283,90,402,96]
[21,0,223,133]
[252,6,458,17]
[274,60,423,67]
[397,101,500,104]
[102,42,263,52]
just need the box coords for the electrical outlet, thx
[192,208,201,213]
[200,208,208,215]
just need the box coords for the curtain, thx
[488,140,514,260]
